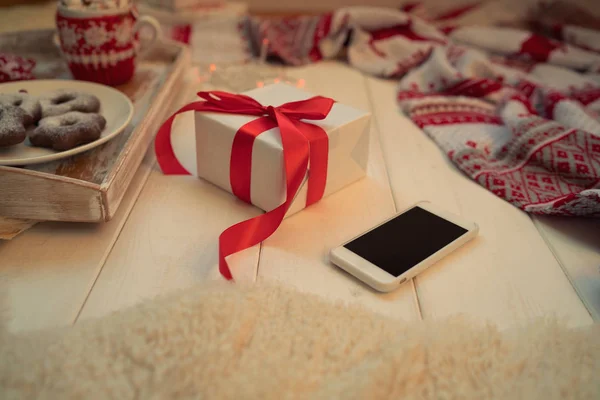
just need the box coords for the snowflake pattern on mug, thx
[114,18,133,46]
[84,23,110,47]
[59,24,81,49]
[55,6,148,85]
[58,17,137,51]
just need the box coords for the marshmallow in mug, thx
[59,0,131,10]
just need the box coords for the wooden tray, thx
[0,30,190,222]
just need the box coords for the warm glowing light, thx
[209,64,216,72]
[297,79,305,88]
[274,78,280,83]
[257,81,264,88]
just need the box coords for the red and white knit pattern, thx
[0,53,36,83]
[56,11,139,85]
[396,43,600,216]
[251,2,600,217]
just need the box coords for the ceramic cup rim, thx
[57,4,131,18]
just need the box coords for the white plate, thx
[0,80,133,166]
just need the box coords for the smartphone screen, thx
[344,206,468,277]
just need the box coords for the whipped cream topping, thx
[59,0,132,10]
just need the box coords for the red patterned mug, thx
[56,4,161,86]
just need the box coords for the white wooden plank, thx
[256,62,420,321]
[533,216,600,320]
[365,75,593,328]
[77,167,262,321]
[0,149,154,333]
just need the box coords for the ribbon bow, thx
[155,91,335,280]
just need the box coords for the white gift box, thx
[170,83,371,216]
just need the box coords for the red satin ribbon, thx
[155,91,334,280]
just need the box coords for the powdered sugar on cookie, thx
[31,111,106,150]
[39,90,101,118]
[0,105,28,147]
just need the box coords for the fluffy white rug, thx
[0,282,599,399]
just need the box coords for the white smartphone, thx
[330,201,478,292]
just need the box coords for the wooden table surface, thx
[1,61,599,332]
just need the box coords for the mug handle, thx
[135,15,162,58]
[52,32,62,52]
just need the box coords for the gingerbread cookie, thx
[0,105,28,147]
[30,112,106,151]
[39,90,101,118]
[0,92,41,125]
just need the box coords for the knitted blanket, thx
[1,283,599,399]
[250,1,600,216]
